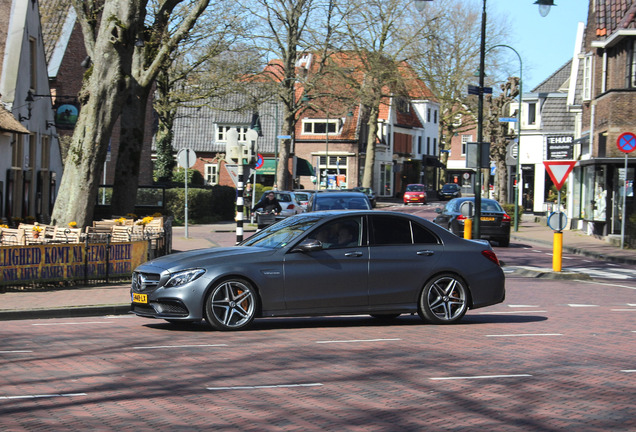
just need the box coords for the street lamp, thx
[534,0,556,17]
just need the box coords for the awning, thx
[296,157,315,176]
[0,106,29,134]
[256,159,276,175]
[422,155,445,168]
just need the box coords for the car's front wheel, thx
[204,278,258,331]
[418,274,469,324]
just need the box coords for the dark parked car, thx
[306,191,372,211]
[131,211,506,330]
[433,197,511,247]
[351,187,377,207]
[403,184,427,205]
[438,183,462,200]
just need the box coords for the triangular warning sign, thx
[543,161,576,191]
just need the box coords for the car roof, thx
[314,191,367,197]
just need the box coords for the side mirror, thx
[460,201,475,218]
[291,238,323,253]
[435,208,442,214]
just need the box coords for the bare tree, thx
[408,0,512,183]
[332,0,434,188]
[51,0,209,226]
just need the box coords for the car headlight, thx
[164,269,206,288]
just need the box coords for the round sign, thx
[617,132,636,154]
[547,211,567,231]
[255,153,264,170]
[463,172,470,180]
[177,148,196,168]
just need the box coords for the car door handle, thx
[344,251,363,257]
[417,250,435,256]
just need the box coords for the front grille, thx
[132,303,157,315]
[132,271,161,292]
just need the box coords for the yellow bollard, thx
[464,218,472,239]
[553,231,563,272]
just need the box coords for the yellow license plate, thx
[132,293,148,304]
[481,217,495,221]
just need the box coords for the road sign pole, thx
[553,191,563,272]
[621,153,628,249]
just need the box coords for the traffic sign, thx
[543,160,576,191]
[255,153,264,170]
[499,117,518,122]
[548,211,568,231]
[177,148,196,168]
[617,132,636,153]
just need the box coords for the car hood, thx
[135,246,276,273]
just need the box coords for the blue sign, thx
[617,132,636,154]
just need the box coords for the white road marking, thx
[133,344,228,349]
[476,310,547,314]
[486,333,563,337]
[32,321,112,326]
[316,338,401,344]
[0,393,87,400]
[611,309,636,312]
[430,374,532,381]
[621,370,636,373]
[207,383,323,391]
[507,305,540,308]
[579,280,636,290]
[0,350,33,353]
[568,304,599,307]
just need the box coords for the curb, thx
[0,304,131,321]
[506,266,591,280]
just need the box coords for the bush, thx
[171,168,205,186]
[165,185,236,224]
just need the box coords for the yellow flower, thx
[136,216,154,226]
[68,221,77,228]
[32,225,43,233]
[0,224,8,229]
[115,217,126,225]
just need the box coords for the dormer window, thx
[396,97,410,114]
[302,119,340,134]
[217,126,248,142]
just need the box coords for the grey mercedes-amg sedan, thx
[131,211,505,331]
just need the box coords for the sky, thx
[489,0,589,91]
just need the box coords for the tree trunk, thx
[110,83,152,216]
[361,105,380,189]
[51,1,136,226]
[276,103,295,190]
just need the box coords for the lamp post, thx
[487,44,523,232]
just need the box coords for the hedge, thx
[165,185,236,225]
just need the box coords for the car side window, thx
[309,217,362,249]
[412,223,440,244]
[370,215,412,245]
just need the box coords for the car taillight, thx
[457,214,467,221]
[288,204,295,210]
[502,213,511,222]
[482,250,500,266]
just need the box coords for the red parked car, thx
[403,184,427,205]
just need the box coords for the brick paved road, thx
[1,274,634,431]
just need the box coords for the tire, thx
[418,274,469,324]
[370,313,401,320]
[204,278,258,331]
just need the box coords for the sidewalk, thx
[1,206,633,321]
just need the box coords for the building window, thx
[217,126,248,142]
[427,108,431,122]
[461,135,471,156]
[29,37,37,91]
[41,136,50,170]
[626,40,636,89]
[12,135,23,168]
[583,55,592,100]
[204,164,219,185]
[418,136,422,154]
[433,138,437,155]
[302,119,339,134]
[527,103,537,125]
[426,137,431,156]
[434,110,438,124]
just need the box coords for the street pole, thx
[488,44,523,232]
[474,0,487,239]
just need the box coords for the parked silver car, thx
[131,211,506,330]
[254,190,304,218]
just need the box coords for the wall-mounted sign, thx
[54,103,79,129]
[546,135,573,160]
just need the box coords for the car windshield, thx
[406,185,425,192]
[295,192,310,201]
[442,184,459,191]
[240,215,322,249]
[314,196,370,210]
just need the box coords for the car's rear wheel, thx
[204,278,258,331]
[418,274,468,324]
